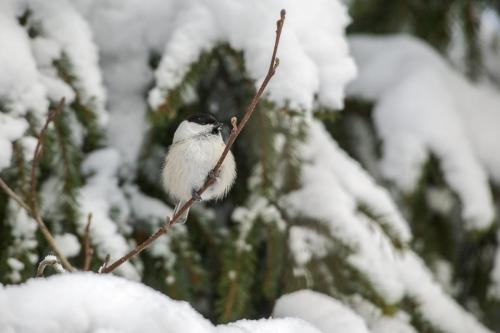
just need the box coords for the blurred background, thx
[1,0,500,332]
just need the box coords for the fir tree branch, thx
[83,213,94,271]
[101,9,287,274]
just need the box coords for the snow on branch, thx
[100,9,287,274]
[36,255,66,277]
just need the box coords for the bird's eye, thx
[211,126,220,135]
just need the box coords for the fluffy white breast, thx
[163,127,236,202]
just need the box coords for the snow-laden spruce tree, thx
[1,1,500,333]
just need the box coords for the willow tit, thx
[163,114,237,224]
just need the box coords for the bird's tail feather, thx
[173,200,190,224]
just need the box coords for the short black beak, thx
[212,122,223,135]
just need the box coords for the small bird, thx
[162,114,237,224]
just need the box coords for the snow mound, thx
[273,290,371,333]
[0,273,326,333]
[347,34,497,231]
[0,273,215,333]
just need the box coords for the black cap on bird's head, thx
[187,113,223,133]
[187,114,218,125]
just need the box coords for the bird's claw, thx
[208,169,220,182]
[192,189,202,202]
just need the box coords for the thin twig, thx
[83,213,94,271]
[0,99,76,272]
[36,254,66,277]
[30,98,65,212]
[102,9,286,274]
[0,177,31,212]
[29,98,75,272]
[98,254,110,273]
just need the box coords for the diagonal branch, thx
[83,213,94,271]
[102,9,287,274]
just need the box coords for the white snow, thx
[347,34,497,231]
[288,226,330,267]
[397,252,492,333]
[273,290,371,333]
[53,233,81,258]
[0,1,48,117]
[26,0,108,126]
[350,295,417,333]
[125,184,173,225]
[217,318,322,333]
[0,273,326,333]
[0,273,216,333]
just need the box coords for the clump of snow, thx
[288,226,330,267]
[149,0,356,112]
[232,196,286,232]
[273,290,371,333]
[347,34,496,231]
[217,318,322,333]
[5,200,38,282]
[25,0,108,126]
[398,252,492,333]
[38,254,66,274]
[54,233,81,258]
[0,1,48,117]
[0,114,29,171]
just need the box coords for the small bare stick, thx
[36,255,66,277]
[83,213,94,271]
[98,254,111,273]
[101,9,287,274]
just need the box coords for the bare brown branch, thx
[0,177,31,212]
[83,213,94,271]
[101,9,287,274]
